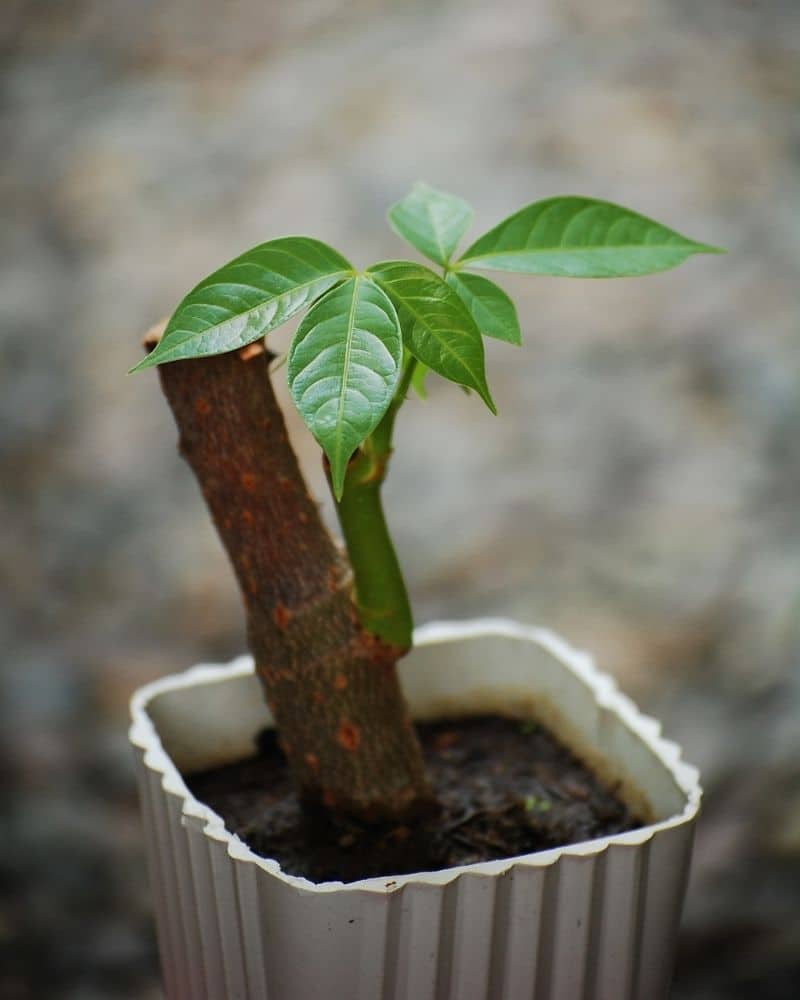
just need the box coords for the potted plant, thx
[130,184,718,999]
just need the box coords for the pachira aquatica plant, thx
[134,184,720,824]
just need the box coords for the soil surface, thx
[187,715,641,883]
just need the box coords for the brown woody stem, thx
[145,328,432,823]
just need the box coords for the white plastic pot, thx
[130,619,700,1000]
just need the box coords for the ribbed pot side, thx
[130,619,701,1000]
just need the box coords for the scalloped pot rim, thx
[129,618,701,896]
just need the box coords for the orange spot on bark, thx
[273,603,292,630]
[322,789,337,809]
[241,509,255,525]
[313,691,324,704]
[194,397,212,417]
[333,674,348,691]
[304,753,319,772]
[240,472,257,492]
[278,475,292,491]
[247,576,258,596]
[336,721,361,752]
[298,511,309,524]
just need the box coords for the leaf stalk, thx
[331,356,418,650]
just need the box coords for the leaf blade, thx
[132,237,353,371]
[388,182,473,266]
[368,260,496,413]
[287,276,402,499]
[446,271,521,345]
[459,197,723,277]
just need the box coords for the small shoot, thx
[524,795,552,814]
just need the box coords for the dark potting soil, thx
[186,715,642,884]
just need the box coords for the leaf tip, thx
[326,447,350,502]
[330,465,346,502]
[128,353,157,374]
[482,387,498,416]
[697,242,727,256]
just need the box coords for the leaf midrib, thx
[459,242,696,264]
[334,277,360,467]
[163,270,351,348]
[423,200,447,264]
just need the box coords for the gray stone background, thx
[2,0,798,996]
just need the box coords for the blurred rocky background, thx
[1,0,798,996]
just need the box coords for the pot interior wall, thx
[146,630,688,824]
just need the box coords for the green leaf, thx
[368,261,496,413]
[388,182,473,267]
[458,197,723,278]
[287,276,402,499]
[446,271,521,345]
[131,238,353,371]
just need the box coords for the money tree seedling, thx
[134,184,721,822]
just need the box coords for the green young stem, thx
[371,355,417,456]
[333,255,454,648]
[332,357,417,650]
[336,253,454,647]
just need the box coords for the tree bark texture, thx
[145,328,432,823]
